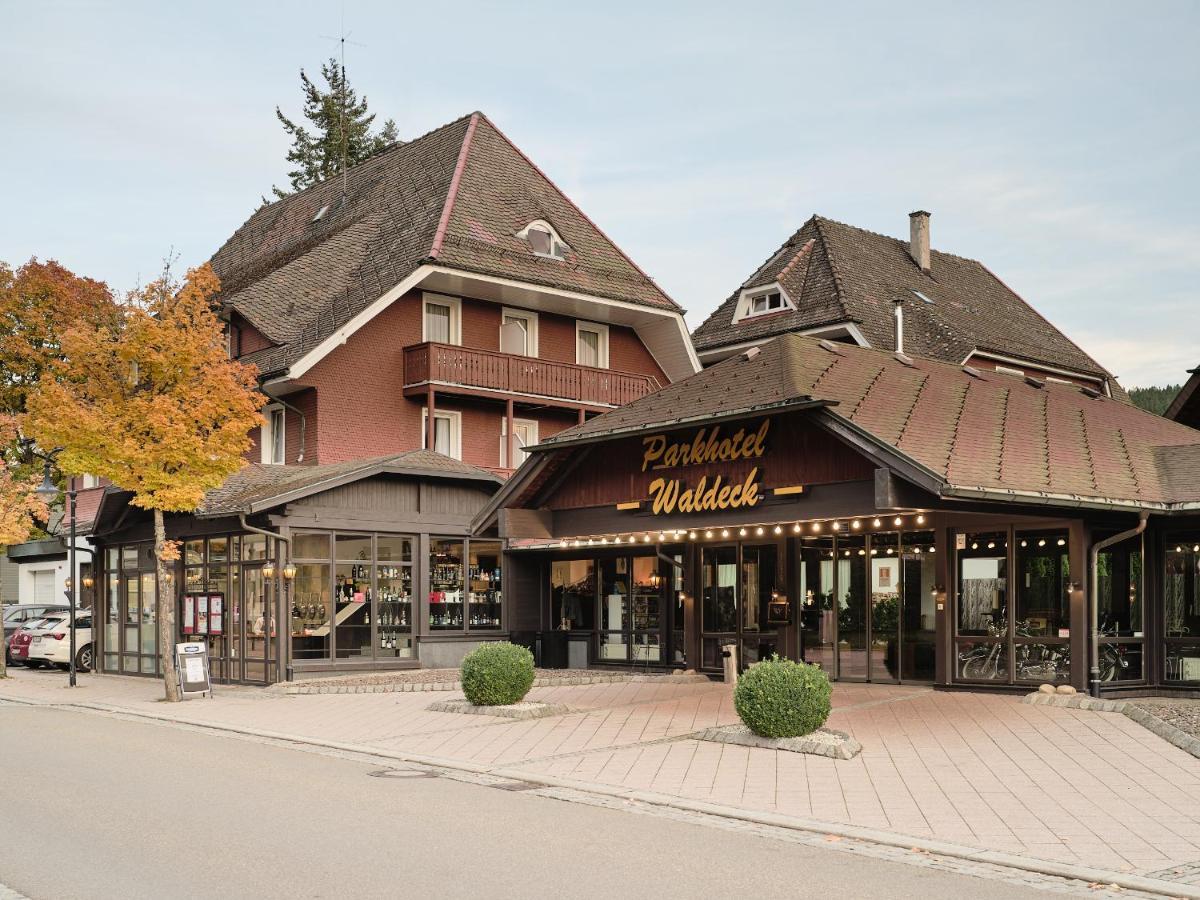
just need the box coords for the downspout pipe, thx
[240,513,293,683]
[1089,511,1149,697]
[260,384,307,463]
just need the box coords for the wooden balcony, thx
[403,342,661,411]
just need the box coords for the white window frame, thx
[422,292,462,345]
[500,417,539,469]
[733,284,794,324]
[516,219,570,260]
[261,405,286,465]
[421,408,463,460]
[575,321,610,369]
[500,307,539,357]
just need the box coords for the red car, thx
[7,615,65,668]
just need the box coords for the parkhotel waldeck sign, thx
[640,419,771,515]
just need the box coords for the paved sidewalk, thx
[4,668,1200,892]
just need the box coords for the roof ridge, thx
[775,238,816,283]
[429,112,480,258]
[810,216,850,319]
[813,214,982,266]
[468,114,682,313]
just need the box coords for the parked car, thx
[26,612,94,672]
[8,615,64,668]
[4,604,70,664]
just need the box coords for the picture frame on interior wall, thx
[422,293,462,345]
[422,408,463,460]
[261,405,285,465]
[576,321,609,368]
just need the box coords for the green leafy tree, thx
[1128,384,1183,417]
[272,57,398,198]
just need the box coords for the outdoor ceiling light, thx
[987,541,995,549]
[739,527,748,537]
[872,518,882,528]
[812,522,822,532]
[755,526,764,536]
[1057,538,1066,547]
[852,520,862,530]
[1038,539,1046,547]
[831,521,841,531]
[573,540,581,548]
[792,523,802,533]
[559,539,568,548]
[587,538,594,546]
[659,532,666,541]
[971,542,978,550]
[916,514,926,525]
[893,516,903,527]
[282,563,297,580]
[773,525,782,535]
[721,528,730,538]
[704,530,713,539]
[688,531,697,540]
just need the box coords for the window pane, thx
[334,563,371,659]
[433,416,451,455]
[429,540,464,630]
[242,534,268,561]
[578,330,599,367]
[527,228,552,255]
[901,531,938,681]
[293,532,331,561]
[376,536,412,563]
[741,544,778,634]
[1165,644,1200,683]
[870,532,900,680]
[701,546,737,633]
[551,559,594,630]
[600,558,630,632]
[837,533,868,679]
[270,409,285,464]
[957,531,1007,636]
[798,537,835,673]
[502,316,528,355]
[1015,531,1069,637]
[957,640,1009,681]
[468,541,502,630]
[426,304,451,343]
[1098,533,1142,636]
[1165,539,1200,638]
[378,560,413,658]
[291,563,331,660]
[184,540,204,566]
[631,557,661,630]
[209,537,229,564]
[335,533,372,563]
[139,572,156,656]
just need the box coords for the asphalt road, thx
[0,703,1057,900]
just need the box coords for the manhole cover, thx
[367,768,438,780]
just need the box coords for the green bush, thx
[460,642,535,706]
[733,656,831,738]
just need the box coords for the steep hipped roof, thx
[210,112,680,378]
[691,215,1119,389]
[197,450,500,517]
[533,334,1200,511]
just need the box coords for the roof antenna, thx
[321,4,366,200]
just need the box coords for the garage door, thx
[32,570,56,606]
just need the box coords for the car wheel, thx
[76,645,94,673]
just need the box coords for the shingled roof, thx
[691,215,1119,390]
[197,450,500,517]
[210,112,679,378]
[534,334,1200,511]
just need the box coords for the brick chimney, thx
[909,210,931,273]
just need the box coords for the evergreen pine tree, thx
[272,58,398,198]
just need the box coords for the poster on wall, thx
[183,595,196,634]
[209,594,224,636]
[196,595,209,635]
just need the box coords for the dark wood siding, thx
[544,412,876,511]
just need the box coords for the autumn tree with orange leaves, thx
[0,416,49,678]
[27,264,264,700]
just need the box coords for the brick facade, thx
[244,288,666,471]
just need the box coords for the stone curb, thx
[1024,691,1200,760]
[8,692,1199,899]
[426,699,573,720]
[699,724,862,760]
[275,671,710,696]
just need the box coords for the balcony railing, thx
[403,342,661,408]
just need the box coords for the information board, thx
[175,641,212,698]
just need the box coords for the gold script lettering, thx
[647,468,762,515]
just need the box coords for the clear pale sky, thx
[3,0,1197,388]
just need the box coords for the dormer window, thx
[732,284,794,324]
[517,220,569,260]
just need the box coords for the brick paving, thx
[5,669,1200,880]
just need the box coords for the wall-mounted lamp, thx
[263,562,276,579]
[282,563,297,581]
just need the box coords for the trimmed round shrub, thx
[461,641,536,706]
[733,655,831,738]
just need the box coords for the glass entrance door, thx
[700,542,782,672]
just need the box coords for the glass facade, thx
[100,542,160,677]
[1165,537,1200,684]
[292,530,415,662]
[428,538,500,633]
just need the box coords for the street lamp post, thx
[33,450,79,688]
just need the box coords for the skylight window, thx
[517,220,569,260]
[910,289,934,304]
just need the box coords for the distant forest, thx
[1128,384,1182,416]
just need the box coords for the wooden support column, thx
[505,398,515,470]
[577,407,586,425]
[425,385,436,451]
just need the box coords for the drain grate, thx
[489,779,543,792]
[367,768,438,780]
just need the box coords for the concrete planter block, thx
[699,724,861,760]
[427,699,571,720]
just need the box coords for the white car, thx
[26,611,94,672]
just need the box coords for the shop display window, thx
[551,560,595,631]
[1165,538,1200,683]
[957,531,1007,636]
[468,541,503,629]
[1097,532,1143,683]
[429,539,464,630]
